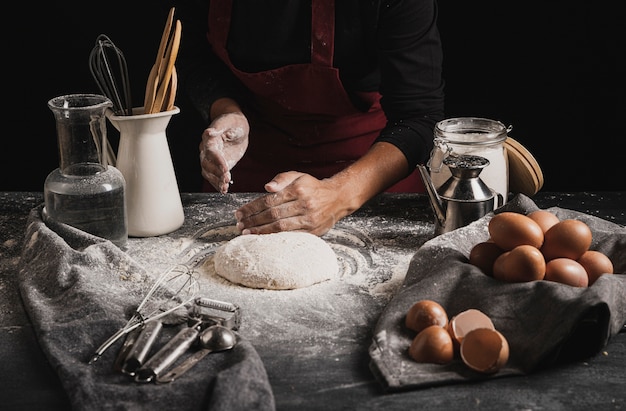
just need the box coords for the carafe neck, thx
[48,94,113,175]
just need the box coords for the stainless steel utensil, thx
[121,297,240,382]
[418,154,504,235]
[120,320,163,376]
[88,264,200,364]
[156,325,237,383]
[88,34,132,116]
[134,320,204,383]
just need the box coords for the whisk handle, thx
[134,325,200,383]
[88,321,143,365]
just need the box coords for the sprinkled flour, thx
[121,194,435,345]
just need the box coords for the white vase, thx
[107,107,184,237]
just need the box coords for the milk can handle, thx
[427,138,452,173]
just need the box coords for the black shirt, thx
[173,0,445,167]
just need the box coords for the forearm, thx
[328,142,411,214]
[210,97,243,120]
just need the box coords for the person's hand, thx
[199,111,249,193]
[234,171,353,236]
[235,142,413,236]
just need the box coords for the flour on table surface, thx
[124,210,434,347]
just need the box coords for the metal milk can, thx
[429,117,510,204]
[418,154,503,236]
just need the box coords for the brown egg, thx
[527,210,560,233]
[492,245,546,283]
[577,250,614,285]
[469,241,504,276]
[488,212,544,251]
[460,328,509,374]
[447,308,495,351]
[405,300,449,333]
[541,219,593,261]
[408,325,454,364]
[544,258,589,287]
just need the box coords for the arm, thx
[375,0,445,168]
[235,0,444,236]
[173,0,243,123]
[234,141,408,236]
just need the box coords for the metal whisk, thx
[89,263,200,364]
[88,34,133,116]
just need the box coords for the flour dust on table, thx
[213,231,339,290]
[121,201,432,344]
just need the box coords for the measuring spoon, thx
[156,325,237,383]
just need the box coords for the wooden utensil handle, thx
[144,7,176,114]
[152,19,181,114]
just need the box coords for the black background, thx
[5,1,625,193]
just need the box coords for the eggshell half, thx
[447,308,495,350]
[460,328,509,374]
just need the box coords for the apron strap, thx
[311,0,335,67]
[208,0,232,47]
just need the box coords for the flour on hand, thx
[213,231,339,290]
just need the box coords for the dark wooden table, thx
[1,191,624,410]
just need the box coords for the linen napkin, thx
[369,194,626,391]
[18,205,275,410]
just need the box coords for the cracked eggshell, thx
[460,328,509,374]
[447,308,495,351]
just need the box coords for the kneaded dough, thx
[213,231,339,290]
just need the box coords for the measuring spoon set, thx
[113,297,240,384]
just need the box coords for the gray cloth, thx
[18,205,275,411]
[369,194,626,391]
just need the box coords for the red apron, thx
[204,0,424,192]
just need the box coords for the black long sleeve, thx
[172,0,445,167]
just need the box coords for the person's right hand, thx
[199,111,250,193]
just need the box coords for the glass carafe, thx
[44,94,128,249]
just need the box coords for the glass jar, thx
[44,94,128,249]
[428,117,510,204]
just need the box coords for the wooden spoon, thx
[144,7,175,114]
[152,19,181,114]
[164,65,177,112]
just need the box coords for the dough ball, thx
[213,231,339,290]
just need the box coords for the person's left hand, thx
[199,111,249,193]
[234,171,350,236]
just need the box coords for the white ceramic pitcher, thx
[106,107,184,237]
